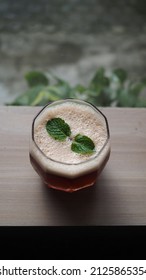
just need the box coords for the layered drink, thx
[29,99,110,192]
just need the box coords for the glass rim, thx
[31,98,110,166]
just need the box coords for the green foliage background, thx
[7,68,146,107]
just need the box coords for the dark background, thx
[0,226,146,259]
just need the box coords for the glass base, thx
[30,154,98,192]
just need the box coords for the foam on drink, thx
[30,100,110,179]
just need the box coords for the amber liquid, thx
[29,151,110,192]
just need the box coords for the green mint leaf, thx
[25,71,49,87]
[113,68,127,84]
[7,85,44,106]
[90,67,110,88]
[46,118,71,141]
[71,134,95,155]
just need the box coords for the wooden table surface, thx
[0,105,146,226]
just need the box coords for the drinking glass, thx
[29,99,110,192]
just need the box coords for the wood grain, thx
[0,106,146,225]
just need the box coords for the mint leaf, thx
[113,68,127,84]
[46,118,71,141]
[7,85,44,106]
[25,71,49,87]
[90,67,110,88]
[71,134,95,155]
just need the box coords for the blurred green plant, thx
[7,68,146,107]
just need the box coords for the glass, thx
[29,99,110,192]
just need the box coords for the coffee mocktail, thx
[30,99,110,192]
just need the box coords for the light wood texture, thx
[0,106,146,225]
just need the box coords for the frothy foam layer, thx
[34,102,107,164]
[30,100,110,178]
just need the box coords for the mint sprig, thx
[71,134,95,155]
[46,118,71,141]
[46,118,95,155]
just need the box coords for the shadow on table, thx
[41,169,118,226]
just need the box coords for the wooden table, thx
[0,106,146,226]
